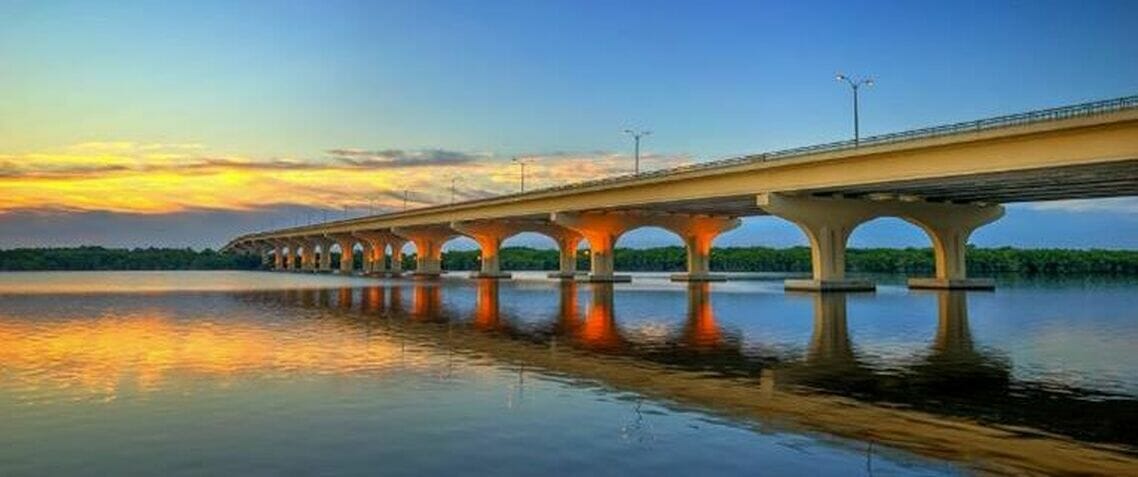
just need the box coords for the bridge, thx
[222,95,1138,291]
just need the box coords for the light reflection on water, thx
[1,271,1136,476]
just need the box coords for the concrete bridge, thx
[222,95,1138,291]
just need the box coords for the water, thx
[1,271,1136,476]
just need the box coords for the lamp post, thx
[623,129,651,174]
[835,73,874,146]
[512,157,534,192]
[450,176,459,204]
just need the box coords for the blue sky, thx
[1,0,1136,249]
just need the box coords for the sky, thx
[1,0,1137,250]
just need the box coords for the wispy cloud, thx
[327,148,486,168]
[1023,198,1138,214]
[0,141,693,216]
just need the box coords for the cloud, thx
[327,148,485,168]
[1022,198,1138,214]
[0,164,134,179]
[0,141,695,218]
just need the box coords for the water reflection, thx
[911,291,1009,394]
[411,283,443,321]
[473,279,502,331]
[3,280,1137,475]
[680,283,722,350]
[578,283,625,351]
[253,282,1138,475]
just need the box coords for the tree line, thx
[0,246,261,271]
[2,245,1137,275]
[439,246,1138,275]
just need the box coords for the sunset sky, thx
[2,1,1137,249]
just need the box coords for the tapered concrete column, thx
[368,240,387,274]
[551,212,634,282]
[287,240,304,271]
[388,238,407,275]
[451,221,514,279]
[653,215,741,282]
[901,204,1004,290]
[357,241,373,273]
[757,193,877,291]
[285,241,299,271]
[550,235,584,279]
[329,235,356,274]
[393,226,455,279]
[352,231,390,276]
[315,238,334,272]
[272,242,285,270]
[301,239,318,272]
[257,243,274,269]
[758,193,1005,291]
[293,240,306,271]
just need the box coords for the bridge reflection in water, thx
[243,282,1138,476]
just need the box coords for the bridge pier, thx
[257,244,273,269]
[756,193,1003,291]
[352,232,391,276]
[302,238,319,272]
[547,234,585,279]
[449,220,585,280]
[551,212,633,282]
[393,226,454,279]
[552,211,739,282]
[360,233,386,275]
[315,237,334,273]
[654,214,741,282]
[272,242,285,270]
[451,221,513,279]
[902,204,1004,290]
[329,235,356,274]
[387,237,407,276]
[283,241,298,271]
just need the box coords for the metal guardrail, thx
[232,94,1138,244]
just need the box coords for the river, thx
[1,271,1135,476]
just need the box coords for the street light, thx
[835,73,874,145]
[512,157,534,192]
[450,176,460,204]
[623,129,651,174]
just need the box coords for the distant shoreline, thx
[2,245,1137,275]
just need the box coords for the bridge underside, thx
[802,159,1138,204]
[581,159,1138,217]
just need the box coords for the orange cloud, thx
[0,142,693,215]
